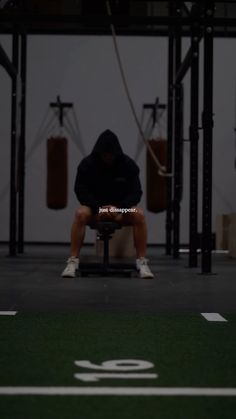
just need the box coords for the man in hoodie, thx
[62,129,154,278]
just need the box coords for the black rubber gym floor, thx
[0,244,236,313]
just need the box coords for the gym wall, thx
[0,35,235,245]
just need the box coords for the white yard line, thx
[74,373,158,382]
[0,387,236,396]
[0,311,17,316]
[201,313,227,322]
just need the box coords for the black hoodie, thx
[74,130,142,214]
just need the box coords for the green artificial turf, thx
[0,313,236,418]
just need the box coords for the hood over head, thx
[91,130,124,160]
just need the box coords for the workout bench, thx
[79,221,136,277]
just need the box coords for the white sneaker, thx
[136,257,154,278]
[61,256,79,278]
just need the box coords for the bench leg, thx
[103,236,110,268]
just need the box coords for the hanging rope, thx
[106,0,172,177]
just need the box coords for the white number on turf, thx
[74,359,158,382]
[74,359,154,371]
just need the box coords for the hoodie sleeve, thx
[118,164,143,208]
[74,160,100,214]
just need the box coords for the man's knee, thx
[128,207,145,225]
[74,206,93,224]
[134,207,145,222]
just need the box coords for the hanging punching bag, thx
[46,136,68,210]
[146,138,167,213]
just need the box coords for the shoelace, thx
[67,257,78,264]
[139,258,149,266]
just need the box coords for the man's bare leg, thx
[114,207,154,278]
[131,208,147,259]
[62,206,94,277]
[115,208,147,258]
[70,206,94,257]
